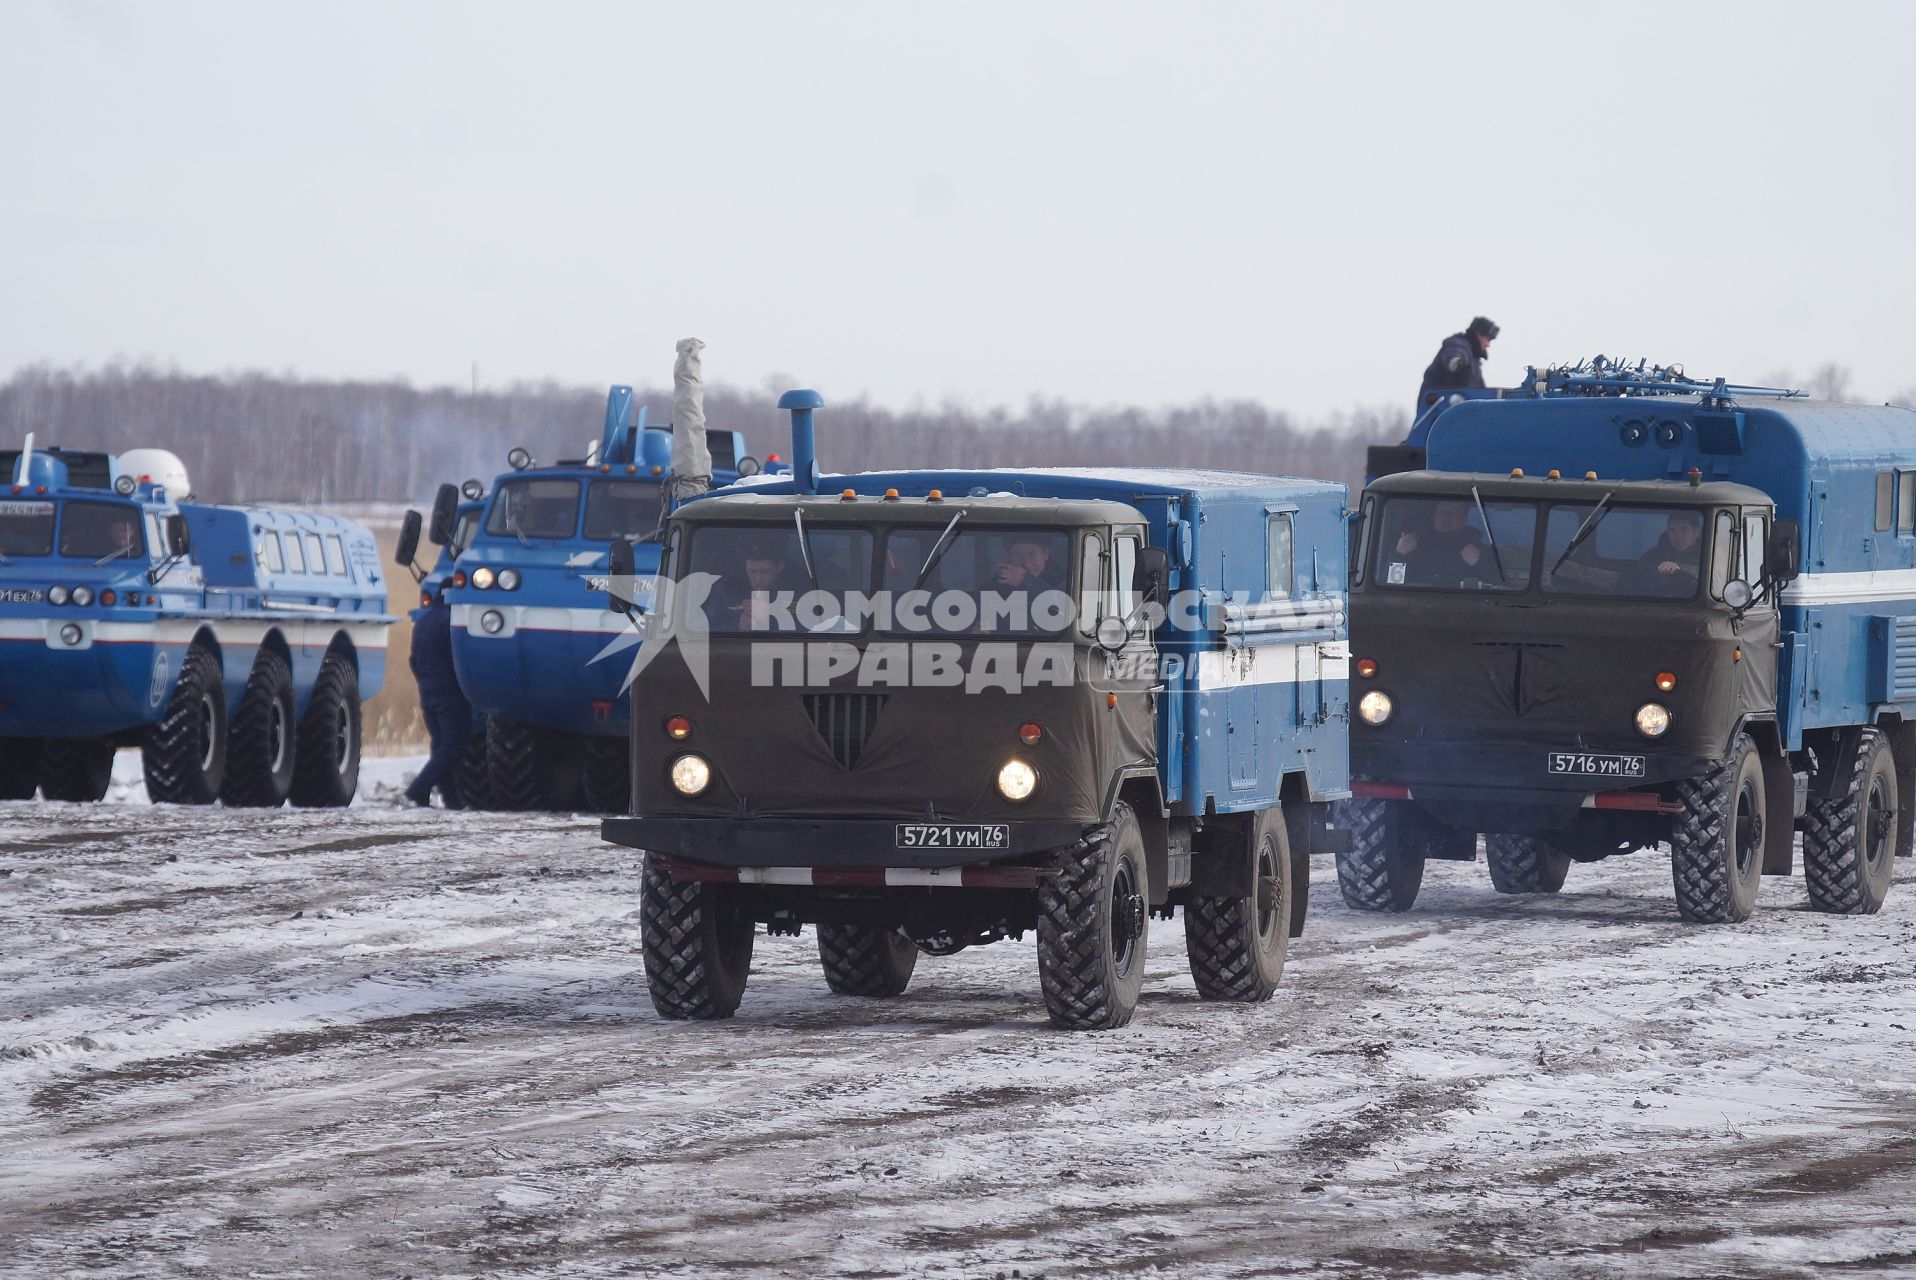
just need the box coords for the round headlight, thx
[1635,702,1672,738]
[670,754,712,796]
[997,758,1038,802]
[461,478,484,500]
[497,568,521,591]
[471,566,496,590]
[507,447,532,471]
[59,623,82,646]
[114,474,138,496]
[1358,690,1394,725]
[48,585,69,605]
[71,586,95,606]
[479,609,505,635]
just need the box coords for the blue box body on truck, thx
[599,391,1351,1029]
[443,386,777,813]
[1345,360,1916,921]
[0,441,395,807]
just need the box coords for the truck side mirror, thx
[164,513,191,557]
[606,538,636,615]
[428,483,459,546]
[395,510,423,568]
[1135,546,1170,609]
[1768,520,1801,584]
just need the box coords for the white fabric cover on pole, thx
[671,337,712,500]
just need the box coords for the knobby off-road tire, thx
[1335,798,1428,912]
[457,729,492,810]
[1803,727,1897,915]
[0,737,45,800]
[1184,806,1291,1002]
[1484,833,1572,895]
[581,735,632,815]
[221,649,297,808]
[38,738,116,802]
[817,923,918,997]
[487,717,584,811]
[142,645,226,805]
[1670,733,1765,924]
[640,861,755,1019]
[290,652,359,808]
[1036,802,1149,1031]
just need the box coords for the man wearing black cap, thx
[1419,316,1499,403]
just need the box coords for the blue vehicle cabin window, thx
[584,479,663,541]
[1267,515,1294,600]
[1709,510,1738,601]
[283,532,306,574]
[1374,495,1534,593]
[1877,472,1894,532]
[305,533,326,573]
[1899,474,1916,536]
[489,479,581,539]
[0,499,56,556]
[260,531,284,573]
[1543,505,1703,601]
[60,501,145,561]
[324,534,347,576]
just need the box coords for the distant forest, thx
[0,363,1397,507]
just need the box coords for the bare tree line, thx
[2,361,1902,511]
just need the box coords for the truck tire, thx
[142,645,226,805]
[290,652,359,808]
[1334,798,1426,912]
[1184,806,1290,1002]
[488,717,584,811]
[0,738,44,800]
[1484,833,1571,895]
[39,739,115,802]
[640,861,754,1019]
[221,649,297,808]
[1036,802,1148,1031]
[1803,727,1897,915]
[1670,733,1765,923]
[581,736,631,815]
[817,924,918,997]
[457,730,492,810]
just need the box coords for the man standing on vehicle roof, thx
[1419,316,1499,402]
[405,586,469,809]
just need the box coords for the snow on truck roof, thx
[710,466,1344,505]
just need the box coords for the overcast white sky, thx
[2,1,1912,416]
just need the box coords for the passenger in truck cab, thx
[1394,500,1484,581]
[992,536,1061,592]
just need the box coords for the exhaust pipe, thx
[777,389,823,494]
[670,337,712,503]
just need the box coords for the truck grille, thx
[802,692,887,770]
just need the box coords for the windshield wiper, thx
[503,508,531,548]
[1548,490,1617,579]
[93,544,137,567]
[912,509,968,590]
[1469,485,1507,582]
[793,507,820,591]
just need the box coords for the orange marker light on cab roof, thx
[927,490,944,501]
[841,488,858,500]
[884,488,900,501]
[1106,693,1119,709]
[1655,671,1677,692]
[1547,469,1561,480]
[1510,468,1524,478]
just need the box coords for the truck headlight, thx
[997,758,1038,802]
[497,568,520,591]
[59,623,82,646]
[670,754,712,796]
[472,567,495,590]
[1635,702,1671,738]
[479,609,505,635]
[1358,690,1393,725]
[48,586,69,605]
[71,586,94,606]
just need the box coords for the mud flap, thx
[1761,749,1795,875]
[1288,849,1309,938]
[1890,721,1916,859]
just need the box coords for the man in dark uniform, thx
[405,586,469,808]
[1419,316,1500,403]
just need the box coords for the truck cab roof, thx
[1368,469,1773,509]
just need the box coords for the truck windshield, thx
[0,499,55,557]
[61,500,146,561]
[685,523,874,634]
[881,527,1074,635]
[487,479,581,539]
[583,479,662,541]
[1541,505,1704,600]
[1372,495,1536,592]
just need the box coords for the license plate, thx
[0,587,44,604]
[895,823,1010,850]
[1547,752,1646,778]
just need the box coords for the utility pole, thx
[471,361,478,397]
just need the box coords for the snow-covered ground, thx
[4,754,1916,1278]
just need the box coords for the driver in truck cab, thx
[1638,511,1704,581]
[1391,500,1483,583]
[993,536,1061,591]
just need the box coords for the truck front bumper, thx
[602,815,1091,870]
